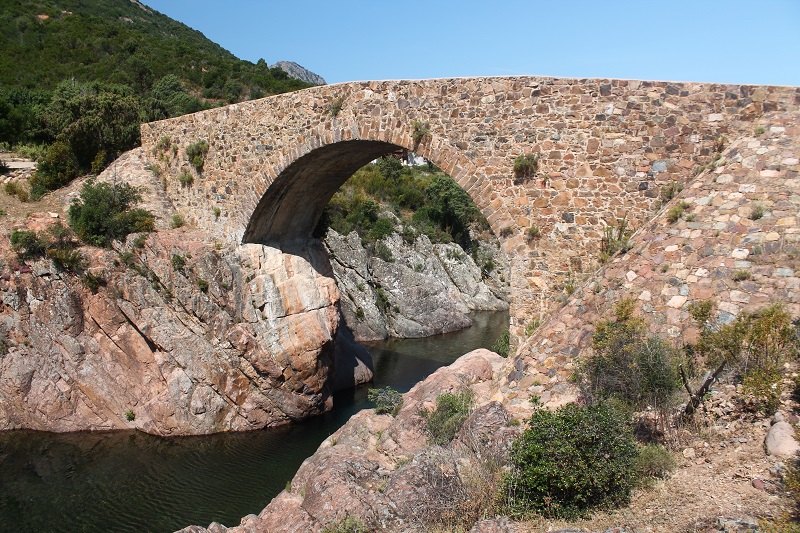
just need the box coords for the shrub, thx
[525,225,540,241]
[171,213,185,228]
[420,389,473,446]
[29,141,78,199]
[374,241,394,262]
[178,169,194,187]
[90,150,107,174]
[83,271,106,293]
[171,254,186,273]
[578,299,681,413]
[197,278,209,293]
[185,139,209,171]
[660,180,683,202]
[600,216,633,262]
[5,181,29,202]
[10,229,47,260]
[733,269,751,282]
[47,247,87,273]
[212,206,221,220]
[742,365,782,416]
[503,401,638,519]
[125,409,135,421]
[411,120,431,144]
[367,386,403,416]
[68,178,154,247]
[750,202,765,221]
[492,329,510,358]
[328,96,345,117]
[513,153,539,180]
[634,444,677,480]
[321,515,369,533]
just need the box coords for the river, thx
[0,311,508,533]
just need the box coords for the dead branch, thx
[681,360,726,417]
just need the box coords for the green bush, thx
[420,389,473,446]
[599,216,633,262]
[197,278,209,293]
[578,299,680,412]
[634,444,676,479]
[30,141,78,198]
[504,401,638,518]
[178,169,194,187]
[367,386,403,416]
[10,229,47,260]
[68,178,154,247]
[411,120,431,144]
[171,254,186,273]
[185,139,209,171]
[513,153,539,180]
[492,329,510,358]
[125,409,135,422]
[171,213,185,228]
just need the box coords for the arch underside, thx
[244,140,406,245]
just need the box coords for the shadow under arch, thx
[244,140,402,245]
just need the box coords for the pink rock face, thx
[0,228,348,435]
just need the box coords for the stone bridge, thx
[140,76,798,341]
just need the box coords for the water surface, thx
[0,311,508,533]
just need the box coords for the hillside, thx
[0,0,313,97]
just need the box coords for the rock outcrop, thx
[179,349,519,533]
[324,228,509,341]
[0,150,370,435]
[270,61,326,86]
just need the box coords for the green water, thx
[0,311,508,533]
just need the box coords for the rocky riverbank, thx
[324,227,509,342]
[0,150,371,435]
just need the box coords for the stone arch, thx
[242,124,502,246]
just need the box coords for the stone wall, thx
[139,76,799,341]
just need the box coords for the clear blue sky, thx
[142,0,799,86]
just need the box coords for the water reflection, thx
[0,311,508,532]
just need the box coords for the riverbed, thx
[0,311,508,532]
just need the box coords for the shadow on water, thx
[0,311,508,533]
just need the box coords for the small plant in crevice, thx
[563,272,576,296]
[320,515,369,533]
[500,226,514,238]
[373,241,394,262]
[754,126,766,135]
[513,153,539,182]
[328,96,345,117]
[666,200,691,224]
[750,202,765,221]
[599,215,633,263]
[411,120,431,145]
[125,409,135,421]
[492,329,510,358]
[212,206,221,220]
[419,389,473,446]
[171,254,186,273]
[171,213,185,228]
[525,225,541,242]
[185,139,209,171]
[659,180,683,204]
[197,278,209,293]
[83,271,106,293]
[178,169,194,188]
[733,269,751,282]
[367,386,403,416]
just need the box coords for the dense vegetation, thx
[0,0,309,97]
[0,0,312,196]
[315,157,489,252]
[504,402,638,519]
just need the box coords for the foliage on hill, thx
[315,157,488,251]
[0,0,313,194]
[0,0,310,97]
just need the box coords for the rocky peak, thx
[270,61,326,85]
